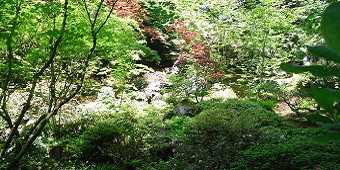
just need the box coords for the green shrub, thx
[172,99,279,169]
[77,112,147,169]
[231,127,340,170]
[256,100,277,110]
[196,98,281,127]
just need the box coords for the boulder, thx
[174,105,193,116]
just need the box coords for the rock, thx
[174,105,192,116]
[152,100,167,106]
[162,66,180,75]
[75,102,97,115]
[212,88,237,99]
[151,92,162,101]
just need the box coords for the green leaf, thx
[312,131,340,143]
[308,46,340,64]
[323,122,340,129]
[321,2,340,56]
[280,63,334,77]
[302,113,334,124]
[311,85,334,114]
[330,89,340,102]
[335,102,340,115]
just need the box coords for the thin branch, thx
[93,0,105,28]
[2,0,69,159]
[83,0,93,26]
[95,0,118,35]
[0,0,23,157]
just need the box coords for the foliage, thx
[139,0,180,30]
[164,65,210,103]
[169,20,223,82]
[169,0,327,75]
[38,99,177,169]
[163,20,224,103]
[77,112,147,168]
[88,15,160,85]
[231,127,340,170]
[172,99,280,169]
[297,71,340,90]
[2,0,340,169]
[246,79,310,113]
[0,0,160,167]
[281,1,340,144]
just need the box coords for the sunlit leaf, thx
[321,2,340,56]
[311,86,334,114]
[308,46,340,64]
[280,63,338,77]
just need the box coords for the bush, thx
[172,99,279,169]
[256,100,277,110]
[231,127,340,170]
[77,112,147,169]
[196,98,281,127]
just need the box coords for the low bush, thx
[195,98,281,127]
[231,127,340,170]
[163,99,340,170]
[76,112,148,168]
[171,99,279,169]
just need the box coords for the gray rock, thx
[174,105,192,116]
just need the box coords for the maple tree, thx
[168,20,224,82]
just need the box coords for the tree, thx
[168,0,328,74]
[0,0,122,168]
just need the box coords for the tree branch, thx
[2,0,69,160]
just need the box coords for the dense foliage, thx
[1,0,340,169]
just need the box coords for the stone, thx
[174,105,192,116]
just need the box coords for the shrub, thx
[195,98,281,127]
[77,112,147,169]
[172,99,279,169]
[256,100,277,110]
[231,127,340,170]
